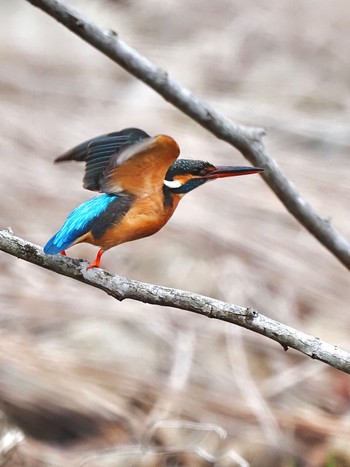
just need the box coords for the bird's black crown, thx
[165,159,215,179]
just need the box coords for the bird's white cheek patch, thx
[164,179,182,188]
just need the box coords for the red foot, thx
[86,249,104,270]
[60,250,67,256]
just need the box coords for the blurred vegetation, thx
[0,0,350,465]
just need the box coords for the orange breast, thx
[81,191,181,251]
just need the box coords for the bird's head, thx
[164,159,263,195]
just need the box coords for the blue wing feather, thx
[44,194,117,254]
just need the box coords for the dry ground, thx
[0,0,350,465]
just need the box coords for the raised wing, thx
[55,128,150,191]
[101,135,180,196]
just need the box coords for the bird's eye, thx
[198,168,210,176]
[192,165,214,176]
[190,167,202,175]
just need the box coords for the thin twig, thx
[1,229,350,374]
[24,0,350,270]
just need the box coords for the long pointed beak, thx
[205,166,264,179]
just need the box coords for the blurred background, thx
[1,0,350,465]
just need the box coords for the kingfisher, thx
[44,128,263,269]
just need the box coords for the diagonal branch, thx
[1,228,350,374]
[24,0,350,270]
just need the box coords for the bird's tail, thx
[44,234,69,255]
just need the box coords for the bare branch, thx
[1,228,350,374]
[24,0,350,270]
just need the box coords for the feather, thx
[101,135,180,196]
[55,128,150,192]
[44,194,118,254]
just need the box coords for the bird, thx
[44,128,263,269]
